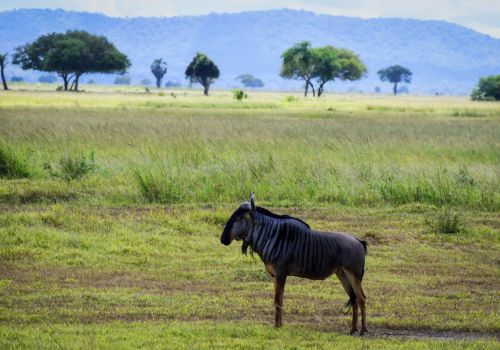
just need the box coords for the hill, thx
[1,8,499,94]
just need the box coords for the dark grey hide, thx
[221,194,368,335]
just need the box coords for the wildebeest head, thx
[220,192,256,246]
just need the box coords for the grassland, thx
[0,84,499,348]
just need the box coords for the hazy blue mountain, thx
[1,8,499,94]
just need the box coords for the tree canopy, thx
[151,58,167,88]
[471,75,500,101]
[280,41,317,96]
[313,46,367,97]
[280,41,366,97]
[13,30,130,91]
[377,65,412,96]
[185,53,220,96]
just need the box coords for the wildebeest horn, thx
[250,192,256,211]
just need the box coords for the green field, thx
[0,85,499,349]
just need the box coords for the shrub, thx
[232,89,247,101]
[38,74,57,83]
[284,95,298,102]
[471,75,500,101]
[165,81,181,88]
[51,151,96,181]
[114,76,131,85]
[426,208,464,234]
[10,76,23,82]
[0,142,31,178]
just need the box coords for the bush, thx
[426,208,464,234]
[471,75,500,101]
[284,95,298,102]
[141,78,152,86]
[0,142,32,178]
[232,89,247,101]
[397,86,409,94]
[49,151,96,181]
[10,76,23,82]
[114,76,131,85]
[165,81,181,88]
[38,74,57,83]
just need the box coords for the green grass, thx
[0,89,498,209]
[0,86,499,348]
[0,141,33,179]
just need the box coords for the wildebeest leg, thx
[336,270,358,334]
[273,272,287,327]
[342,268,368,336]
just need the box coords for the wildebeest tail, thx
[357,238,367,280]
[344,292,357,313]
[358,239,368,254]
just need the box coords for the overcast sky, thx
[2,0,499,38]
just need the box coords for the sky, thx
[2,0,499,38]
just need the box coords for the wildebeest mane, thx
[256,206,310,229]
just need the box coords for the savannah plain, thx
[0,84,499,349]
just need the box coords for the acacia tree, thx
[313,46,367,97]
[0,53,8,90]
[280,41,317,96]
[151,58,167,88]
[185,53,220,96]
[471,75,500,101]
[13,30,130,91]
[236,74,264,88]
[377,65,412,96]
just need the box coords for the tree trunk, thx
[203,83,209,96]
[0,64,7,90]
[156,77,161,88]
[304,80,309,97]
[63,75,69,91]
[68,74,78,91]
[308,81,316,97]
[317,82,325,97]
[393,82,398,96]
[74,74,80,91]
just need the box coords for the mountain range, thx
[1,8,499,94]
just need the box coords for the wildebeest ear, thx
[250,192,256,211]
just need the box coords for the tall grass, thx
[0,142,32,178]
[0,89,498,209]
[129,147,497,209]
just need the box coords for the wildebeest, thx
[220,193,368,335]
